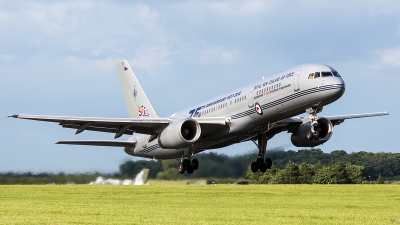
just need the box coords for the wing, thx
[271,111,389,134]
[8,114,171,138]
[8,114,228,138]
[323,112,389,125]
[56,140,137,147]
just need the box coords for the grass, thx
[0,184,399,224]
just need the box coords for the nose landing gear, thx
[306,106,323,140]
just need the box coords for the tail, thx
[134,169,149,185]
[117,60,159,118]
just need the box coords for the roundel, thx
[254,102,263,115]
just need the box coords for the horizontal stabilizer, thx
[56,140,137,147]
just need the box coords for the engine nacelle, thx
[158,118,201,149]
[291,117,333,147]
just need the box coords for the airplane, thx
[89,168,149,185]
[8,60,388,174]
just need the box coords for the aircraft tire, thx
[192,159,199,170]
[187,166,194,174]
[251,162,258,173]
[256,158,264,168]
[260,164,267,173]
[265,158,272,169]
[183,159,191,170]
[178,163,185,174]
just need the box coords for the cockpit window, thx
[332,71,341,77]
[314,72,320,78]
[321,71,333,77]
[308,73,314,79]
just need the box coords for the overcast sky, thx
[1,0,399,173]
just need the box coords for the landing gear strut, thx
[306,106,323,140]
[251,134,272,173]
[178,147,199,174]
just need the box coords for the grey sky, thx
[1,0,399,173]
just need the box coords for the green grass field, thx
[0,184,399,224]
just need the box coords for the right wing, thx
[8,114,170,138]
[8,114,228,139]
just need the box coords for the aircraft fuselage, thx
[125,63,345,159]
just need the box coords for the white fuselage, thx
[124,64,345,159]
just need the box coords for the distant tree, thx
[119,160,162,179]
[281,160,300,184]
[377,173,384,184]
[298,162,315,184]
[156,159,183,180]
[313,166,336,184]
[345,163,365,184]
[332,162,351,184]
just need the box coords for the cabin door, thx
[248,88,254,108]
[294,70,301,91]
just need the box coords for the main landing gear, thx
[178,147,199,174]
[250,134,272,173]
[306,106,323,140]
[178,158,199,174]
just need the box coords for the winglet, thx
[117,60,159,119]
[7,114,19,118]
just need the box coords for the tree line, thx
[1,148,399,184]
[246,161,366,184]
[119,148,400,181]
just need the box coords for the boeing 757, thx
[8,60,388,174]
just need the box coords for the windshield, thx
[321,71,333,77]
[332,71,341,77]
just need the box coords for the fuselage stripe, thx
[231,84,344,119]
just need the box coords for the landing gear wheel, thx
[186,166,194,174]
[182,159,191,170]
[256,158,264,168]
[260,164,267,173]
[178,163,185,174]
[265,158,272,169]
[191,159,199,170]
[251,162,258,173]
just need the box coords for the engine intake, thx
[291,117,333,147]
[158,118,201,149]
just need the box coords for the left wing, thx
[323,112,389,125]
[271,111,389,134]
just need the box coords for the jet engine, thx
[291,117,333,147]
[158,118,201,149]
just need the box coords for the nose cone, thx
[324,76,345,103]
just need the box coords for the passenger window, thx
[308,73,314,79]
[314,72,320,78]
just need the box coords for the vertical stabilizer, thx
[134,168,149,185]
[117,60,159,118]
